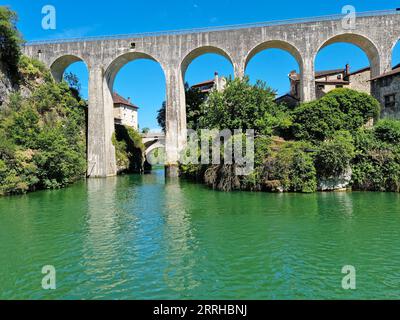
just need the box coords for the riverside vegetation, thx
[0,8,88,196]
[0,7,144,196]
[158,77,400,193]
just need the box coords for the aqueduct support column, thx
[301,55,316,102]
[234,60,246,79]
[164,66,187,178]
[87,65,117,178]
[379,47,393,75]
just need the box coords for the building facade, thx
[113,92,139,129]
[191,72,227,93]
[286,64,371,104]
[371,64,400,119]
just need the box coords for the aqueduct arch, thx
[50,54,87,82]
[315,33,382,78]
[180,46,235,78]
[244,40,304,99]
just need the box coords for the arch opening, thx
[316,33,380,77]
[245,41,303,106]
[50,54,86,83]
[179,46,234,130]
[314,34,375,100]
[180,46,234,79]
[105,52,166,132]
[106,52,167,174]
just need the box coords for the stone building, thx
[370,64,400,119]
[113,92,139,129]
[191,72,227,93]
[278,64,371,107]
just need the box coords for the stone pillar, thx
[379,48,392,75]
[234,60,246,79]
[301,57,316,102]
[164,66,187,178]
[87,65,117,178]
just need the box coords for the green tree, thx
[198,77,288,135]
[157,101,166,132]
[291,88,380,142]
[0,7,23,82]
[315,130,355,178]
[1,56,87,195]
[351,123,400,192]
[270,141,317,193]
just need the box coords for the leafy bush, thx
[1,56,87,195]
[198,77,289,135]
[0,7,23,82]
[291,88,380,142]
[113,125,144,173]
[315,131,355,178]
[351,128,400,192]
[373,119,400,144]
[266,141,317,193]
[18,55,51,83]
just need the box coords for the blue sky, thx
[6,0,400,129]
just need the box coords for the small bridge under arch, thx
[142,132,166,158]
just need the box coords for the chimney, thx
[214,72,220,91]
[345,64,350,76]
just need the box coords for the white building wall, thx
[114,104,138,130]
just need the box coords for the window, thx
[384,94,396,110]
[336,85,343,88]
[337,75,342,80]
[317,84,325,90]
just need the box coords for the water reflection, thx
[162,178,200,292]
[83,177,123,296]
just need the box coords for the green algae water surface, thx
[1,170,400,299]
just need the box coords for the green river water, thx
[1,169,400,299]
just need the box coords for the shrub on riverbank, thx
[0,70,87,195]
[290,88,380,142]
[180,79,399,193]
[0,7,23,83]
[351,122,400,192]
[0,9,87,195]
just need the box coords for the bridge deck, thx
[25,9,400,45]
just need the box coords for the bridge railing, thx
[25,9,400,45]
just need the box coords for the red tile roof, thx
[113,92,138,108]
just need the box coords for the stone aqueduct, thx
[23,10,400,177]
